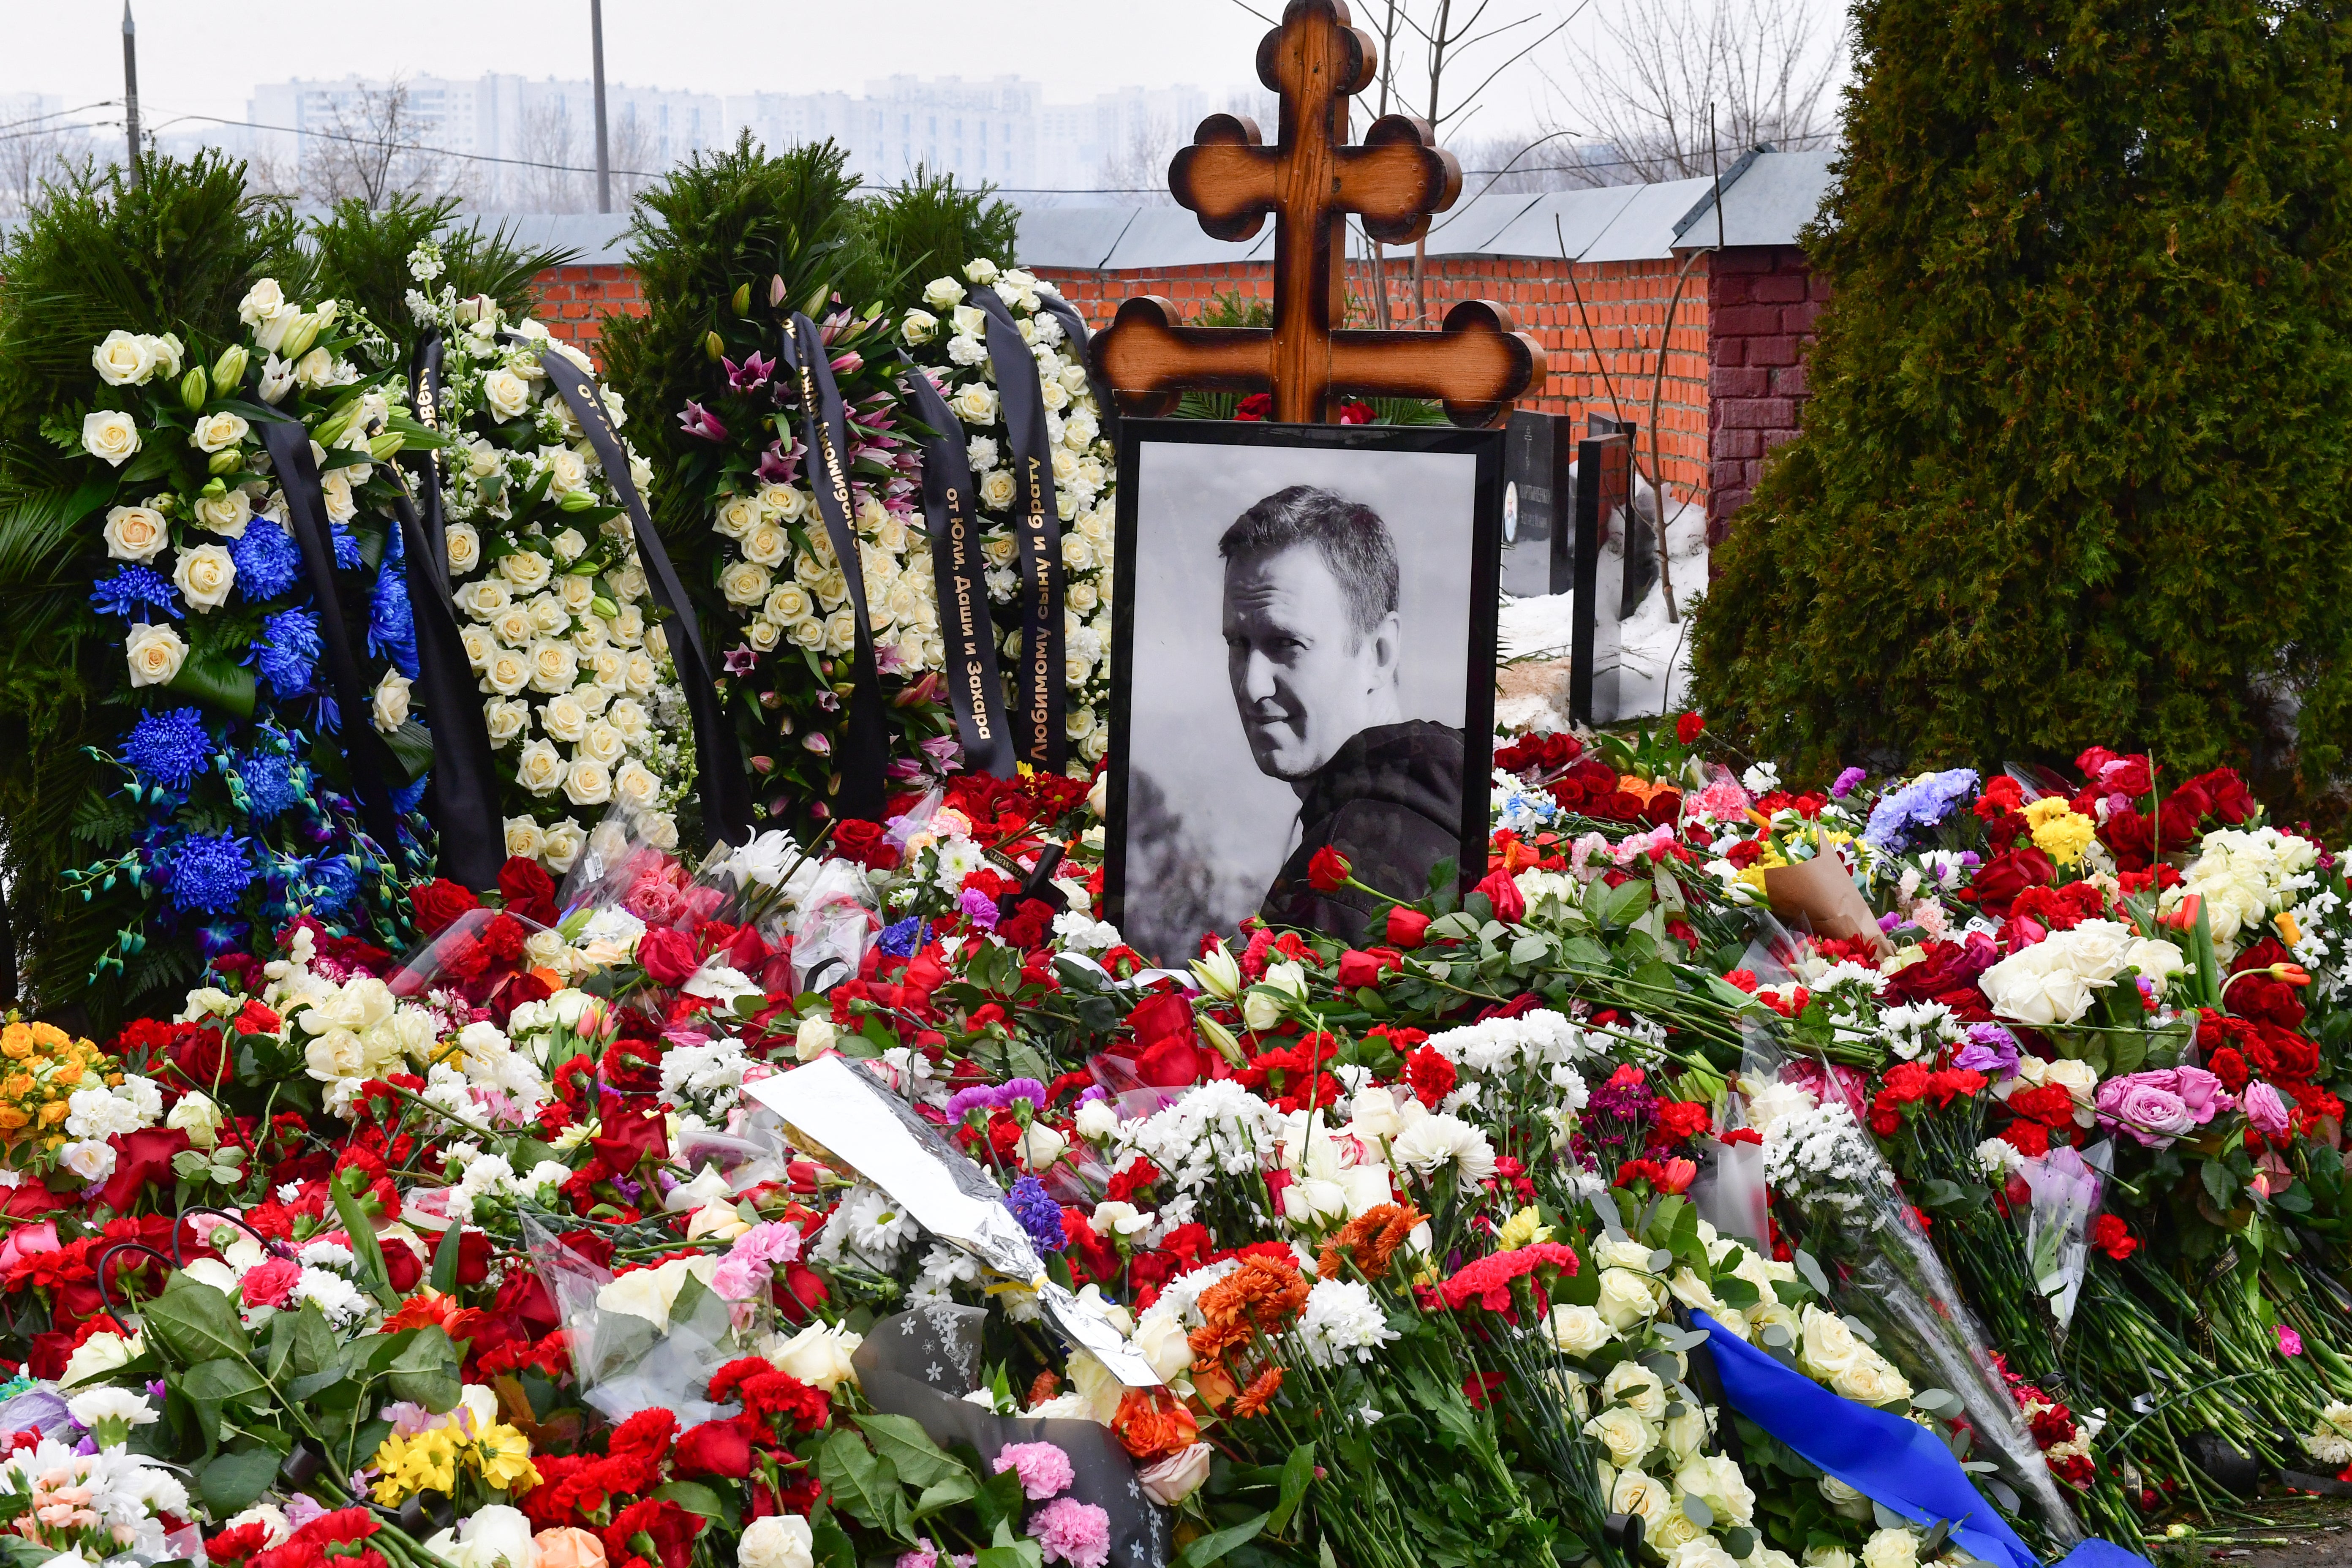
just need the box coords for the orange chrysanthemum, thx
[1316,1202,1426,1282]
[1230,1367,1285,1420]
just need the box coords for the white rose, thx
[445,524,482,575]
[125,622,187,687]
[736,1514,813,1568]
[238,278,289,326]
[542,446,590,496]
[1797,1305,1867,1379]
[504,816,545,860]
[530,639,580,694]
[485,698,529,743]
[576,720,625,766]
[612,759,660,809]
[171,542,236,612]
[1546,1303,1615,1357]
[794,1016,836,1062]
[166,1090,223,1150]
[1603,1361,1668,1421]
[501,550,554,592]
[1829,1352,1913,1406]
[483,368,531,419]
[1130,1309,1194,1380]
[83,410,142,466]
[485,648,532,696]
[103,505,170,562]
[193,489,252,538]
[304,1028,365,1082]
[541,692,589,743]
[318,469,357,523]
[541,819,585,873]
[459,579,511,619]
[1595,1268,1663,1332]
[1805,1550,1857,1568]
[1611,1467,1673,1530]
[770,1321,862,1392]
[924,276,967,309]
[371,670,412,733]
[743,523,790,568]
[516,740,567,795]
[722,561,773,606]
[564,757,613,806]
[1584,1405,1658,1468]
[1674,1455,1756,1527]
[624,652,658,694]
[979,468,1018,510]
[58,1330,139,1389]
[951,383,998,426]
[1860,1530,1918,1568]
[1139,1443,1213,1507]
[190,411,251,452]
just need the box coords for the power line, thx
[0,98,119,135]
[145,107,670,181]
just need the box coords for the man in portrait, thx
[1220,484,1465,942]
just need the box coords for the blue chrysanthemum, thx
[90,566,182,621]
[370,546,418,677]
[330,520,363,571]
[878,915,928,957]
[123,706,211,789]
[166,831,255,913]
[391,772,429,815]
[1862,767,1982,852]
[1006,1175,1066,1255]
[254,607,322,701]
[238,751,302,820]
[300,855,360,918]
[228,518,302,602]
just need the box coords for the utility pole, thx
[121,3,140,185]
[591,0,611,213]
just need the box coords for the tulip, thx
[2158,893,2202,932]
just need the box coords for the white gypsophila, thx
[2160,826,2319,959]
[410,269,688,863]
[1110,1080,1285,1195]
[1761,1100,1894,1215]
[1291,1278,1401,1367]
[1878,1002,1962,1063]
[912,261,1116,770]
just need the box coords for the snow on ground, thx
[1493,482,1708,734]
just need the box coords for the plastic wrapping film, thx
[2020,1142,2111,1340]
[518,1210,771,1426]
[1738,969,2083,1547]
[744,1056,1162,1387]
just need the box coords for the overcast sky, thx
[1,0,1560,134]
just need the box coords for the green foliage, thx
[0,152,300,1021]
[308,193,575,349]
[599,133,871,550]
[844,165,1020,308]
[1689,0,2352,802]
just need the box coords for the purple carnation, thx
[1953,1023,2021,1078]
[1830,766,1867,799]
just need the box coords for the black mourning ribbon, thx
[1034,291,1116,447]
[966,286,1067,773]
[895,354,1016,780]
[779,312,888,822]
[256,418,401,849]
[395,329,504,891]
[854,1304,1169,1568]
[531,343,754,851]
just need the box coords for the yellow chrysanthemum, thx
[1494,1206,1551,1252]
[2023,797,2096,868]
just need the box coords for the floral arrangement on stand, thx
[900,258,1117,769]
[52,268,441,1002]
[402,241,697,872]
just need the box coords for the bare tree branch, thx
[302,77,476,210]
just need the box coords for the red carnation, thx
[1403,1045,1457,1108]
[2091,1213,2137,1261]
[673,1417,756,1479]
[1675,711,1704,745]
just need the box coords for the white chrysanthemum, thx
[1390,1113,1498,1192]
[1291,1278,1399,1367]
[290,1266,370,1329]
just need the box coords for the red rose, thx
[96,1127,188,1213]
[1969,848,2053,915]
[410,878,479,937]
[1386,907,1432,948]
[831,818,889,866]
[1335,947,1403,990]
[1475,867,1526,924]
[673,1417,756,1479]
[497,858,558,926]
[1235,393,1272,421]
[636,926,701,988]
[1130,989,1193,1048]
[1308,846,1352,893]
[241,1257,302,1309]
[1675,711,1704,745]
[1136,1036,1204,1087]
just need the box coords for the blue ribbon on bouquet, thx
[1688,1311,2152,1568]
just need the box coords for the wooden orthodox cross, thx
[1090,0,1544,425]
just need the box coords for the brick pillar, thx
[1706,244,1823,545]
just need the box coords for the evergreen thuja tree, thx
[1689,0,2352,797]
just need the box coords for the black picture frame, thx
[1105,416,1506,956]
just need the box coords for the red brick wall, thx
[1706,245,1824,542]
[1033,255,1715,499]
[531,245,1821,526]
[531,263,644,359]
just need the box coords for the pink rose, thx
[240,1256,302,1308]
[2173,1065,2235,1124]
[2094,1072,2196,1148]
[2244,1080,2292,1135]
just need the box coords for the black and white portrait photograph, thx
[1106,419,1504,963]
